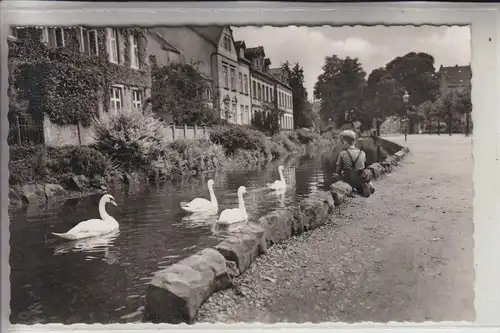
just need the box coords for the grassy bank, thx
[9,109,335,208]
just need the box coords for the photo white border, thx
[1,1,499,332]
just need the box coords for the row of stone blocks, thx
[143,146,410,324]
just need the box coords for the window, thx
[257,83,262,100]
[109,86,123,113]
[265,86,269,102]
[252,80,256,98]
[46,28,65,48]
[204,87,212,101]
[223,34,232,51]
[244,75,248,94]
[232,102,237,121]
[222,64,229,89]
[79,28,98,56]
[238,73,243,92]
[8,26,18,39]
[132,89,143,111]
[270,89,273,102]
[230,67,236,90]
[107,28,120,64]
[245,106,250,123]
[130,34,139,69]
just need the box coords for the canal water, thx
[9,150,343,324]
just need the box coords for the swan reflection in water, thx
[52,229,121,258]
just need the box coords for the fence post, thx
[77,122,82,145]
[15,115,21,145]
[171,123,175,141]
[194,124,197,138]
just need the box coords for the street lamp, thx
[403,90,410,142]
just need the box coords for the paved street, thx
[197,134,474,323]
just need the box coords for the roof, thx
[244,46,265,60]
[147,31,182,54]
[234,40,246,52]
[439,65,471,86]
[269,67,284,77]
[190,26,225,46]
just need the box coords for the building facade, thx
[150,26,253,124]
[234,41,252,125]
[438,64,472,96]
[270,67,294,130]
[8,26,151,146]
[146,30,183,67]
[244,46,294,130]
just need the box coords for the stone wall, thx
[142,139,410,324]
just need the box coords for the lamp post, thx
[403,90,410,142]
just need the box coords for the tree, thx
[251,102,283,135]
[314,55,366,128]
[359,67,406,130]
[148,62,218,126]
[281,61,312,129]
[384,52,440,106]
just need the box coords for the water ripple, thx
[9,151,335,324]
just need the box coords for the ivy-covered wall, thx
[8,26,151,127]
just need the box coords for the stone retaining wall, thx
[143,142,410,324]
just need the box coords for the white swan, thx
[217,186,248,225]
[180,179,218,214]
[52,194,119,240]
[267,165,286,190]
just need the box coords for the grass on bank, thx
[9,109,336,200]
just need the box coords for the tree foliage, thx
[148,62,218,126]
[281,61,313,128]
[358,52,440,129]
[251,102,283,135]
[314,55,366,128]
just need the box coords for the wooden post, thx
[203,125,207,138]
[194,124,197,138]
[171,123,175,141]
[183,124,187,139]
[77,122,82,145]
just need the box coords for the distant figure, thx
[333,130,374,197]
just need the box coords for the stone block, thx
[257,209,294,246]
[298,196,330,230]
[329,181,353,206]
[44,183,66,200]
[21,184,47,205]
[368,163,385,179]
[144,248,230,324]
[214,223,266,273]
[308,190,335,213]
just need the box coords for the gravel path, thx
[196,135,474,324]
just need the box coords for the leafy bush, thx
[294,128,321,144]
[147,138,226,181]
[209,125,269,156]
[272,132,300,153]
[92,108,167,171]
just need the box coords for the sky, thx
[232,26,471,100]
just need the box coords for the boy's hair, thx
[342,136,356,145]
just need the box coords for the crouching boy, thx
[332,130,375,197]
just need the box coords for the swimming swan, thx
[267,165,286,190]
[180,179,218,214]
[52,194,119,240]
[217,186,248,225]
